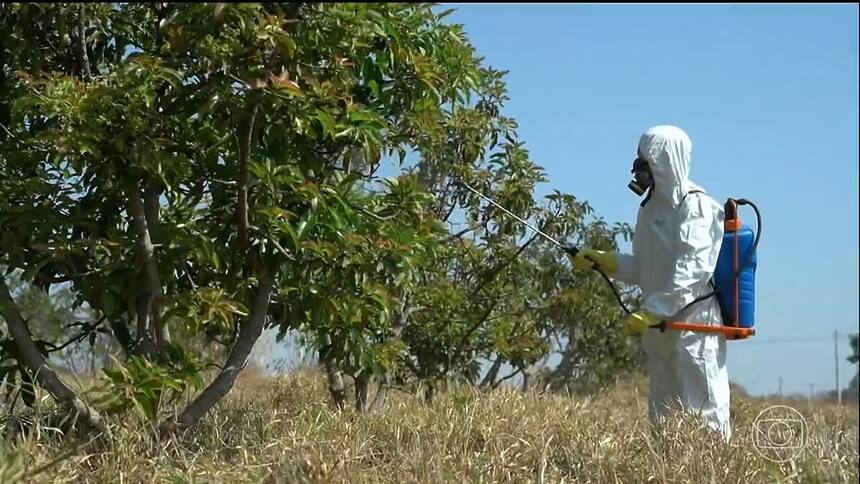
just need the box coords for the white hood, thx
[637,125,701,206]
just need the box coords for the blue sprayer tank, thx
[713,199,757,335]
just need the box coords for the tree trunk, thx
[0,279,109,437]
[144,183,170,349]
[319,338,347,410]
[128,186,162,357]
[522,357,549,393]
[354,373,369,413]
[325,365,347,411]
[368,297,413,412]
[163,270,275,429]
[480,357,503,388]
[421,382,435,405]
[521,369,531,392]
[109,317,135,357]
[548,345,580,391]
[369,372,391,413]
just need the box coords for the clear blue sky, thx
[443,3,859,397]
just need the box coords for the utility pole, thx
[778,377,783,398]
[835,330,841,405]
[808,383,815,405]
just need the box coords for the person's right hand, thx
[569,249,618,275]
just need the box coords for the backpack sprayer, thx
[463,183,761,340]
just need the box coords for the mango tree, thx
[1,3,639,435]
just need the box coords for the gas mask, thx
[628,157,653,196]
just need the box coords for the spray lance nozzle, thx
[562,245,580,257]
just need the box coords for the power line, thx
[739,335,851,345]
[750,331,857,403]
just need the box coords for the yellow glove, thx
[623,310,662,337]
[569,249,618,275]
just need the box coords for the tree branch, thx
[492,367,523,390]
[443,225,475,243]
[479,357,504,388]
[444,221,545,375]
[0,279,108,436]
[469,229,540,300]
[47,317,108,354]
[163,269,275,429]
[236,104,259,253]
[77,5,92,80]
[445,297,501,375]
[368,297,417,412]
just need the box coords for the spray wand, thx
[462,182,633,314]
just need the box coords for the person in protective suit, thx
[571,125,731,441]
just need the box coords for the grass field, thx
[1,370,857,483]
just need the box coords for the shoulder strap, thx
[681,189,705,204]
[677,189,708,211]
[645,189,708,209]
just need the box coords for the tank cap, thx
[724,198,739,221]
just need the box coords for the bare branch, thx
[469,229,540,300]
[443,226,475,243]
[492,367,523,390]
[48,316,108,354]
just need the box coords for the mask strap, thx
[640,184,654,207]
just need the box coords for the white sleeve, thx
[613,252,639,285]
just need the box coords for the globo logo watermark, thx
[752,405,808,463]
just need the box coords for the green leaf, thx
[437,8,457,20]
[279,221,301,251]
[274,33,297,57]
[314,109,337,139]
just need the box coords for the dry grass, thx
[1,370,857,483]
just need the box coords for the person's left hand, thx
[623,309,662,337]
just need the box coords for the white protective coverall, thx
[613,126,731,441]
